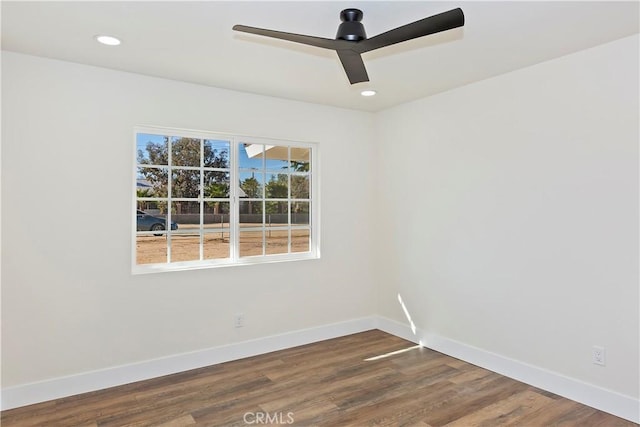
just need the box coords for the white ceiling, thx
[2,1,638,112]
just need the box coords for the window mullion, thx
[167,136,173,264]
[231,139,240,261]
[287,146,292,254]
[200,138,204,261]
[262,148,266,256]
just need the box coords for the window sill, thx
[132,252,320,275]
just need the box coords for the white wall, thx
[1,52,377,387]
[375,34,639,400]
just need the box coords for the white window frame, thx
[132,125,320,274]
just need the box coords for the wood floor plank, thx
[447,363,494,384]
[1,330,636,427]
[423,375,531,426]
[513,397,600,426]
[443,389,554,426]
[317,379,458,426]
[154,414,197,426]
[580,410,640,427]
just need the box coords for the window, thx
[133,126,318,273]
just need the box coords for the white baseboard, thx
[375,316,640,424]
[1,316,377,411]
[3,316,638,424]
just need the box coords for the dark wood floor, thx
[2,330,637,426]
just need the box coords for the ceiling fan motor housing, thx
[336,9,366,41]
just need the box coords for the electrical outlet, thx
[592,345,606,366]
[234,313,245,328]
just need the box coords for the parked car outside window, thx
[136,210,178,235]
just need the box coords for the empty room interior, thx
[1,1,639,426]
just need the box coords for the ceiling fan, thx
[233,7,465,85]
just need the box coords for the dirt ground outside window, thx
[136,224,310,264]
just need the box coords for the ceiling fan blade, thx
[336,50,369,84]
[357,8,464,53]
[233,25,338,50]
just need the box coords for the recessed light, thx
[361,90,377,97]
[95,35,121,46]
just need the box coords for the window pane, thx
[240,230,263,257]
[136,210,171,234]
[137,134,168,165]
[291,229,310,253]
[239,172,263,199]
[204,232,230,260]
[170,232,200,262]
[265,145,289,171]
[265,202,288,222]
[292,202,310,225]
[172,201,199,230]
[204,202,230,259]
[266,229,289,255]
[290,147,310,171]
[136,234,168,264]
[239,143,263,169]
[136,199,162,213]
[204,171,230,198]
[265,173,288,199]
[137,167,168,197]
[204,140,230,169]
[239,200,263,225]
[291,175,309,199]
[172,169,200,198]
[204,202,229,230]
[172,137,200,167]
